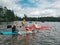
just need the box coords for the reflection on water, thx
[2,33,37,45]
[0,22,60,45]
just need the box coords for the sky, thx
[0,0,60,17]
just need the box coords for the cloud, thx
[26,0,60,17]
[0,0,60,17]
[0,0,24,17]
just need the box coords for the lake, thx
[0,21,60,45]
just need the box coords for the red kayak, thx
[25,25,51,30]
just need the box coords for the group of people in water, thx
[12,18,38,34]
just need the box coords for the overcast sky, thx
[0,0,60,17]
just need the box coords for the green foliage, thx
[0,6,60,22]
[0,6,20,22]
[23,15,60,22]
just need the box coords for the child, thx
[25,26,32,33]
[12,25,16,33]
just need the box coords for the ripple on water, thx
[0,22,60,45]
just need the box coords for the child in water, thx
[25,25,32,33]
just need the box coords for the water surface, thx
[0,21,60,45]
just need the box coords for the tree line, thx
[0,6,21,22]
[23,14,60,22]
[0,6,60,22]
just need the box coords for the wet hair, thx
[22,18,25,20]
[20,26,21,28]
